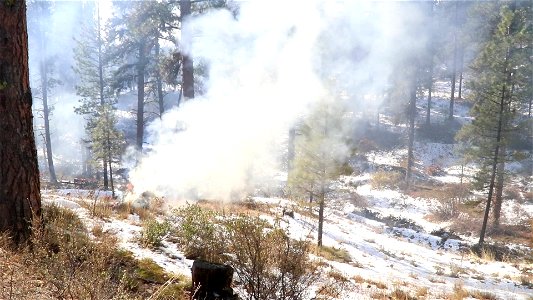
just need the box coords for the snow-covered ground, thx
[42,167,532,300]
[39,85,532,299]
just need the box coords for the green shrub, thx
[172,204,224,262]
[173,207,319,300]
[139,219,171,248]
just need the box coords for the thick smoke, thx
[127,0,426,201]
[28,1,89,173]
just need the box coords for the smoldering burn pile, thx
[125,0,429,203]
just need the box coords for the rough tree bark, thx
[0,0,42,244]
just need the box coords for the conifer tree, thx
[74,4,119,189]
[457,2,531,245]
[288,99,351,247]
[90,104,124,197]
[0,0,42,244]
[108,0,179,151]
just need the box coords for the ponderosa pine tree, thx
[288,99,350,247]
[74,3,117,189]
[109,0,179,151]
[0,0,42,244]
[90,104,124,197]
[457,2,531,245]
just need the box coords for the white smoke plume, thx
[127,0,426,202]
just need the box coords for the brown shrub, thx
[503,186,524,202]
[5,204,190,300]
[371,171,403,189]
[426,164,445,176]
[224,216,319,300]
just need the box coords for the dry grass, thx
[389,287,416,300]
[0,233,56,299]
[366,279,388,290]
[352,274,365,283]
[518,274,533,289]
[87,199,114,219]
[489,224,533,246]
[469,290,498,300]
[480,248,495,262]
[449,214,483,237]
[315,271,355,300]
[313,245,352,263]
[115,201,154,221]
[327,270,349,283]
[371,171,403,189]
[449,282,469,300]
[194,198,273,217]
[91,222,105,238]
[0,204,189,300]
[415,286,429,298]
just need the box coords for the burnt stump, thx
[191,260,238,300]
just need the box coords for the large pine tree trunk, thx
[181,0,194,99]
[0,0,42,244]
